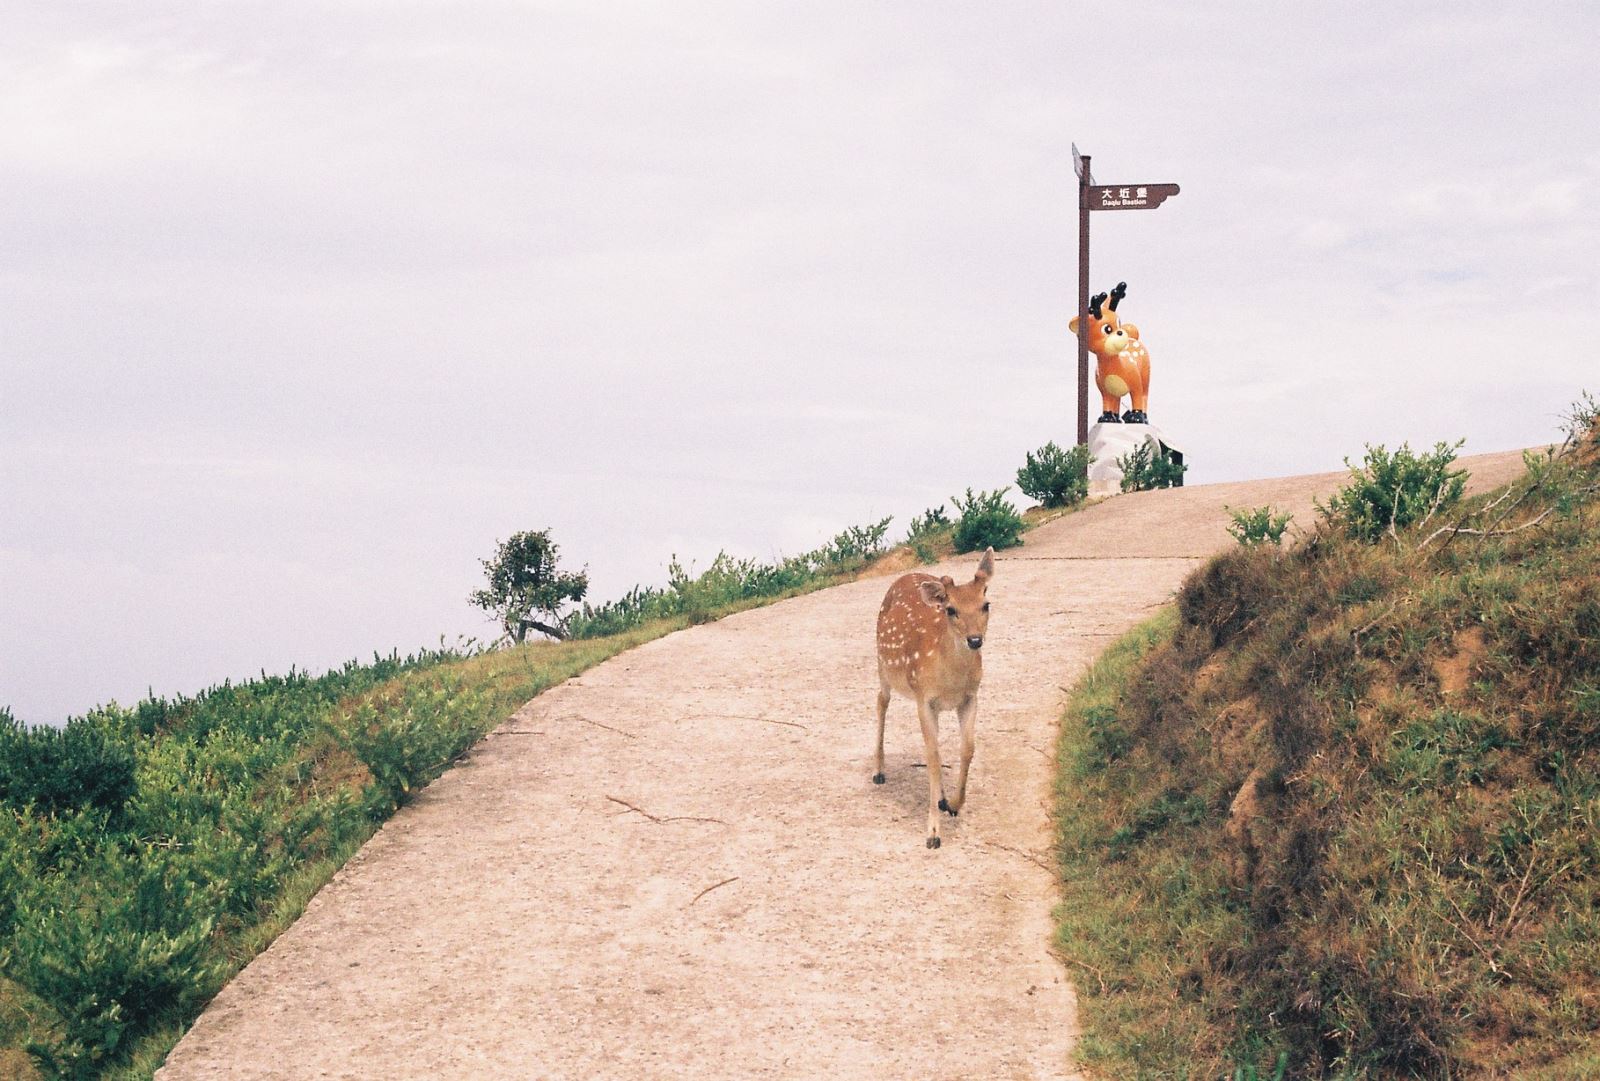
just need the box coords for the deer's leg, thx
[1129,358,1151,420]
[947,694,978,814]
[1099,390,1124,420]
[917,698,944,848]
[872,683,890,784]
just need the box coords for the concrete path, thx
[157,450,1528,1080]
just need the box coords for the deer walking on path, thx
[873,547,993,848]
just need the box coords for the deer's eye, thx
[945,607,958,618]
[982,602,991,612]
[1102,324,1113,334]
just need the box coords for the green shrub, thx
[338,680,486,817]
[0,711,137,817]
[816,517,893,567]
[1226,505,1294,546]
[7,849,225,1079]
[1016,440,1091,508]
[905,506,951,540]
[566,516,894,639]
[1117,442,1186,492]
[1317,439,1466,543]
[951,487,1024,553]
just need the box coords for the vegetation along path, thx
[157,450,1528,1080]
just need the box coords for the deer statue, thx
[872,547,993,849]
[1069,280,1152,424]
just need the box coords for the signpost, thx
[1073,144,1180,445]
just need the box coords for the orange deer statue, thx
[872,548,993,849]
[1069,280,1151,424]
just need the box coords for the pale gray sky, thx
[3,2,1596,723]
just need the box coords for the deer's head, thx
[917,547,994,650]
[1069,281,1133,360]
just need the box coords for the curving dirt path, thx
[157,451,1529,1080]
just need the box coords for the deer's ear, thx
[975,547,995,582]
[918,579,948,606]
[1068,315,1080,334]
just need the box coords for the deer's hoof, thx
[939,798,958,817]
[872,772,885,785]
[926,836,941,849]
[1098,412,1122,423]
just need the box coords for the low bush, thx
[1317,439,1467,543]
[905,506,951,540]
[1226,505,1294,546]
[1016,441,1091,509]
[565,516,893,639]
[1117,441,1186,492]
[951,487,1024,553]
[8,849,226,1079]
[816,517,893,566]
[0,711,137,817]
[338,679,488,818]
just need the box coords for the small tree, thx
[470,530,589,643]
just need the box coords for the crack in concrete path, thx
[156,452,1529,1080]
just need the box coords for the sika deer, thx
[872,547,994,849]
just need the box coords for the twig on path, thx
[605,795,728,827]
[572,715,637,739]
[708,713,809,732]
[982,841,1053,873]
[688,877,740,906]
[490,729,545,736]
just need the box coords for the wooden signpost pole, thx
[1073,145,1092,447]
[1071,143,1180,446]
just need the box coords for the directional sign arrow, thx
[1088,183,1180,211]
[1071,143,1094,184]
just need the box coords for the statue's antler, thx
[1088,292,1108,320]
[1107,281,1128,312]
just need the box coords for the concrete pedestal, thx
[1088,422,1184,497]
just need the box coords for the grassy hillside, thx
[0,630,673,1081]
[1055,405,1600,1078]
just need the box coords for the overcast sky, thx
[3,2,1596,724]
